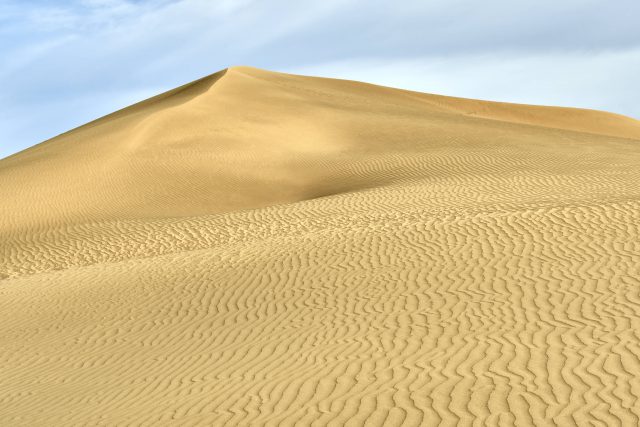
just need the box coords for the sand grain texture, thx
[2,67,640,426]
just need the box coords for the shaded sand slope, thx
[2,67,640,425]
[1,66,639,234]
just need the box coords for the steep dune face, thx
[2,66,639,234]
[2,67,640,425]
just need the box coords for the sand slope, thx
[2,66,640,426]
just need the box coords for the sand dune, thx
[2,66,640,425]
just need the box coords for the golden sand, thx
[2,67,640,425]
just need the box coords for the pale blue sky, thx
[1,0,639,159]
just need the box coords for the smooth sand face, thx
[1,66,640,425]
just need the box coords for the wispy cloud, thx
[1,0,639,158]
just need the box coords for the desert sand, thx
[2,66,640,426]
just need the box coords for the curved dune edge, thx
[2,67,640,426]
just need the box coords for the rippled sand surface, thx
[2,67,640,426]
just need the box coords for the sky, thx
[1,0,639,159]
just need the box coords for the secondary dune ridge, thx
[1,66,640,426]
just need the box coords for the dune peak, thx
[2,67,640,426]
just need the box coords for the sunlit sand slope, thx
[2,67,640,426]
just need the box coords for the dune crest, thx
[2,67,640,426]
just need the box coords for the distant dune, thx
[2,67,640,426]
